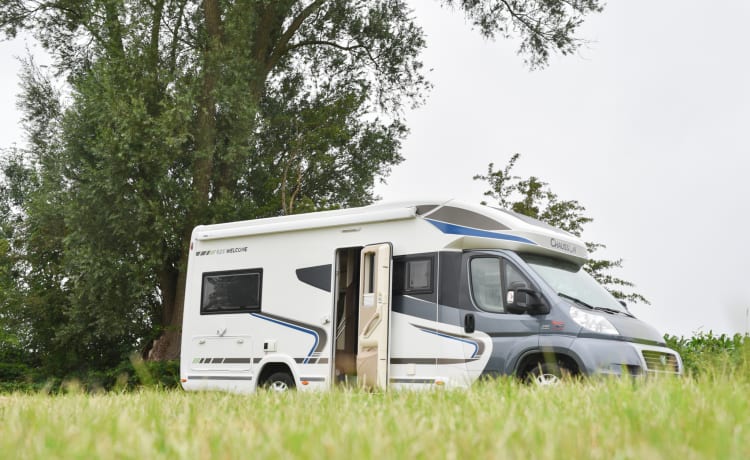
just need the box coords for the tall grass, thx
[1,371,748,459]
[2,338,748,459]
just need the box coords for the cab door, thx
[462,252,542,376]
[357,243,393,390]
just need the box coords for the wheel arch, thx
[513,347,586,378]
[254,356,298,390]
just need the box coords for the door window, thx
[470,257,531,313]
[363,252,375,294]
[470,258,503,312]
[504,262,529,292]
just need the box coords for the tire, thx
[526,362,573,386]
[263,371,296,392]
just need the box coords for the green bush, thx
[665,332,750,376]
[109,356,181,390]
[0,362,32,381]
[0,356,180,394]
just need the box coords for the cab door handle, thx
[464,313,475,334]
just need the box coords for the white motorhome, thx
[180,200,682,392]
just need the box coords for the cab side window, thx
[504,262,529,293]
[470,257,531,313]
[470,258,503,313]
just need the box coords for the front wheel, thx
[264,371,296,392]
[526,362,573,386]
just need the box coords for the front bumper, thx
[570,337,683,377]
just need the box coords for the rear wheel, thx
[264,371,296,392]
[526,362,573,386]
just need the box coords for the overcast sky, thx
[1,1,749,337]
[373,0,750,337]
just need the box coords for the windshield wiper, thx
[558,292,633,317]
[558,292,596,310]
[595,306,634,317]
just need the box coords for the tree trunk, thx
[148,0,222,361]
[148,261,187,361]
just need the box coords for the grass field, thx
[1,372,748,460]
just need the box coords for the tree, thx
[0,61,84,371]
[474,153,649,305]
[0,0,604,370]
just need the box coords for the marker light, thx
[569,307,619,335]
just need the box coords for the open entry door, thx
[357,243,392,390]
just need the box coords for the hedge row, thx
[0,356,179,394]
[665,332,750,376]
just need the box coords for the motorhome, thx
[180,200,682,392]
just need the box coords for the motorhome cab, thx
[180,200,682,392]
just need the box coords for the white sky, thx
[373,0,750,337]
[1,1,749,337]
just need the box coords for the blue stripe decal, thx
[250,313,319,364]
[425,219,537,245]
[418,328,479,359]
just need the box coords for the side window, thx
[363,253,375,294]
[502,261,532,307]
[504,262,529,292]
[393,255,434,295]
[201,269,262,315]
[469,258,503,313]
[406,258,432,292]
[470,257,533,313]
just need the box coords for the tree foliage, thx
[0,0,604,372]
[441,0,603,68]
[0,60,78,371]
[474,153,649,305]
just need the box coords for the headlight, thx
[569,306,619,335]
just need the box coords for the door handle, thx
[361,312,381,339]
[464,313,475,334]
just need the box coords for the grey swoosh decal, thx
[251,312,328,361]
[411,323,486,358]
[392,295,438,321]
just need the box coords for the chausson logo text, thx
[550,238,577,254]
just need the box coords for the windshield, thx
[520,254,628,313]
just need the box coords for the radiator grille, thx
[641,350,679,373]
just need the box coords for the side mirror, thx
[506,288,549,315]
